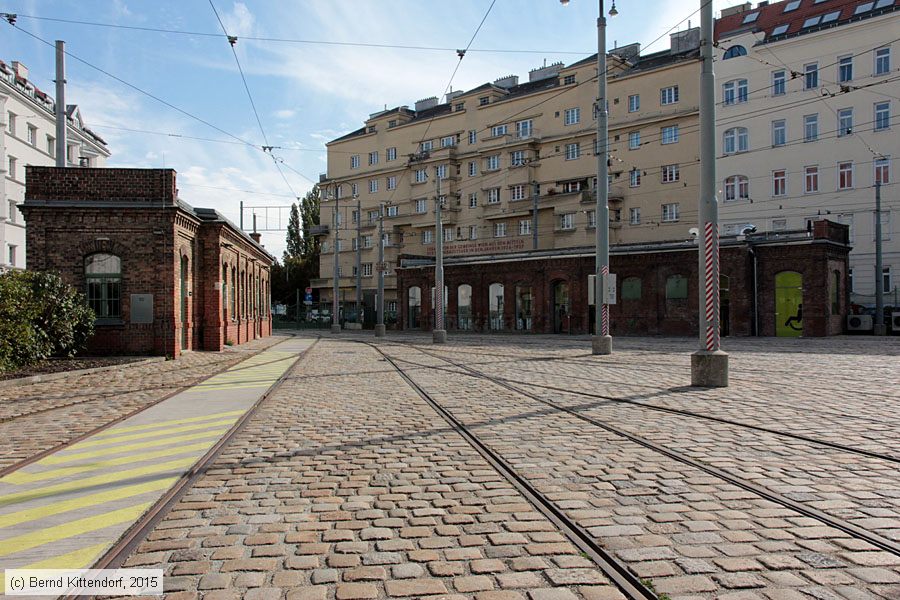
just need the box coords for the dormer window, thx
[742,11,759,23]
[783,0,801,11]
[479,96,490,106]
[771,24,789,35]
[802,15,822,27]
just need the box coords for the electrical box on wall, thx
[130,294,154,324]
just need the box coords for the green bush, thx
[0,270,95,373]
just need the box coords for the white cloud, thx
[273,109,295,119]
[220,2,256,38]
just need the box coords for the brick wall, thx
[26,167,178,204]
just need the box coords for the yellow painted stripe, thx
[41,429,229,465]
[188,382,278,392]
[7,441,219,484]
[22,541,110,569]
[67,418,236,450]
[0,477,177,529]
[90,409,245,439]
[0,457,196,508]
[0,503,151,558]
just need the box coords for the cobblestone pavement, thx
[370,335,900,599]
[0,335,286,470]
[122,339,623,600]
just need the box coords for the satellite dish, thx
[689,227,699,238]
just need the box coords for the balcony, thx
[310,224,330,236]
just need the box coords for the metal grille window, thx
[85,253,122,318]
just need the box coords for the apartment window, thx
[773,169,787,196]
[362,263,373,277]
[564,108,580,125]
[629,207,640,225]
[724,175,749,201]
[352,209,359,225]
[490,124,508,137]
[516,120,533,139]
[660,86,679,105]
[363,235,373,248]
[487,188,501,204]
[85,253,122,318]
[6,112,15,136]
[559,213,575,230]
[387,176,396,190]
[804,114,819,142]
[628,131,641,150]
[46,135,55,156]
[415,199,427,214]
[510,150,526,166]
[723,79,748,105]
[437,164,448,179]
[469,193,478,208]
[563,74,576,85]
[469,225,478,239]
[8,200,17,224]
[874,101,891,131]
[661,125,679,145]
[440,135,456,148]
[883,267,893,291]
[565,143,581,160]
[423,230,433,244]
[386,147,397,161]
[455,102,465,112]
[838,108,853,136]
[518,219,531,236]
[351,154,360,169]
[588,210,597,228]
[368,210,379,223]
[838,161,854,190]
[662,164,680,183]
[838,56,853,83]
[805,166,819,193]
[723,127,749,154]
[443,226,454,242]
[493,222,507,237]
[511,184,527,201]
[561,181,581,193]
[7,244,16,266]
[468,130,477,144]
[414,169,427,183]
[628,94,640,113]
[486,155,501,171]
[388,120,397,128]
[629,169,641,187]
[772,70,786,96]
[772,119,786,146]
[875,47,891,76]
[369,179,378,193]
[352,237,359,251]
[875,157,891,184]
[7,156,16,180]
[479,96,490,106]
[804,63,818,89]
[368,151,378,165]
[418,140,432,152]
[386,205,398,217]
[27,124,37,146]
[662,203,680,222]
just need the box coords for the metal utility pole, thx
[433,168,447,343]
[874,180,886,335]
[54,40,66,167]
[239,200,244,230]
[592,0,612,356]
[375,203,386,337]
[355,197,362,326]
[331,188,341,334]
[691,0,728,387]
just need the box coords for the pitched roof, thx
[715,0,897,42]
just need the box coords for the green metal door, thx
[775,271,803,337]
[181,255,189,350]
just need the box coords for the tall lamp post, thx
[561,0,615,355]
[691,0,729,386]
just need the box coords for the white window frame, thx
[486,155,501,171]
[386,147,397,161]
[440,135,456,148]
[804,63,818,90]
[838,55,853,83]
[415,199,427,214]
[662,203,680,222]
[772,70,786,95]
[368,151,379,165]
[660,86,679,105]
[804,114,819,141]
[773,169,787,197]
[487,188,501,204]
[628,131,641,150]
[838,161,854,190]
[515,120,533,139]
[350,154,360,169]
[629,169,641,187]
[414,169,427,183]
[804,166,819,193]
[510,184,527,201]
[469,225,478,239]
[518,219,531,236]
[369,179,378,193]
[423,229,434,244]
[564,107,580,126]
[662,164,680,183]
[628,94,640,112]
[468,130,477,144]
[559,213,575,230]
[469,193,478,208]
[490,124,508,137]
[629,207,640,225]
[875,157,891,185]
[468,161,478,176]
[387,176,396,190]
[661,125,679,145]
[723,127,748,154]
[386,205,398,217]
[510,150,526,167]
[772,119,786,146]
[421,140,433,152]
[565,143,581,160]
[874,101,891,131]
[437,164,448,179]
[875,47,891,76]
[838,108,853,136]
[493,222,507,238]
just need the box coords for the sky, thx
[2,0,745,259]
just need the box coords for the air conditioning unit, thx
[847,314,873,332]
[891,312,900,334]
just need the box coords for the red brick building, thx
[397,220,850,338]
[22,167,273,357]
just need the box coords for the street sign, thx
[588,273,617,305]
[305,287,312,294]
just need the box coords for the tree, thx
[272,185,321,308]
[284,202,302,262]
[299,184,320,260]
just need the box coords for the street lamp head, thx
[559,0,570,5]
[608,1,618,16]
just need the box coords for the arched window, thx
[724,175,750,201]
[489,283,505,330]
[723,45,747,59]
[222,262,228,321]
[723,127,749,154]
[722,79,748,105]
[85,253,122,318]
[230,266,236,318]
[408,286,422,329]
[457,284,473,330]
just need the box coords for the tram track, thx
[370,340,900,559]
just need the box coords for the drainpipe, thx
[749,243,759,336]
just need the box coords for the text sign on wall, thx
[425,238,526,257]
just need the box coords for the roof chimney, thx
[721,2,751,17]
[11,61,28,80]
[493,74,519,89]
[414,96,439,112]
[250,232,262,244]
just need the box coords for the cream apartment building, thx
[1,59,110,271]
[316,29,703,312]
[715,0,898,301]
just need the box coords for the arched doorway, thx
[408,286,421,329]
[457,284,472,330]
[775,271,803,337]
[553,281,569,334]
[489,283,504,330]
[180,255,189,350]
[515,285,532,331]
